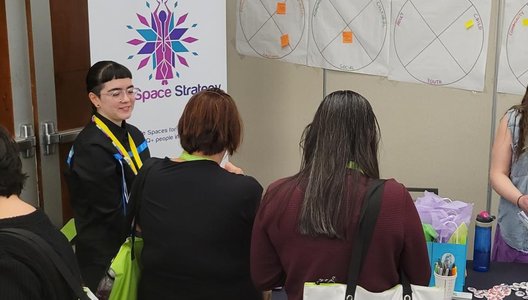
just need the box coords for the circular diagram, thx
[311,0,388,71]
[239,0,305,59]
[393,0,484,85]
[506,3,528,89]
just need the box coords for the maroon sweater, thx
[250,175,431,300]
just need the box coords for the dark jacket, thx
[65,112,150,290]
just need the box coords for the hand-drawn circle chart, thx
[393,0,485,85]
[311,0,388,71]
[238,0,305,59]
[506,3,528,89]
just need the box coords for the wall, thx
[226,1,520,259]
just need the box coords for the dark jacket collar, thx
[93,112,128,140]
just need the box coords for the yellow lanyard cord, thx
[92,115,143,174]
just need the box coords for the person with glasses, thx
[64,60,150,290]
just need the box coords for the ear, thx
[88,92,101,108]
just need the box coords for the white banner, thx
[88,0,226,157]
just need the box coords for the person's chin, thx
[119,108,133,117]
[119,112,132,120]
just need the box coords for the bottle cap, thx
[107,268,116,279]
[476,210,495,223]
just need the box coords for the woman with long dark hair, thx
[250,90,430,300]
[490,86,528,262]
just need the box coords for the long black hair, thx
[296,90,380,239]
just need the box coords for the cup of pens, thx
[434,253,457,300]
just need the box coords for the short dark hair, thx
[0,126,28,197]
[86,60,132,95]
[86,61,132,112]
[178,88,242,155]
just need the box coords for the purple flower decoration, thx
[126,0,198,85]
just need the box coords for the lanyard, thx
[92,115,143,175]
[178,151,211,162]
[347,161,363,173]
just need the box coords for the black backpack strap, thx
[0,228,89,300]
[128,157,159,259]
[344,179,386,299]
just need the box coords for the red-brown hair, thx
[178,88,242,155]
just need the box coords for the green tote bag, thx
[108,236,143,300]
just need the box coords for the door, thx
[1,0,90,226]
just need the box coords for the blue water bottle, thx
[473,211,495,272]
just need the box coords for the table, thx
[464,261,528,299]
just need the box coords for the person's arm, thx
[250,197,286,290]
[490,115,528,213]
[224,161,244,174]
[71,141,122,213]
[400,189,431,285]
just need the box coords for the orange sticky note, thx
[281,34,289,48]
[276,2,286,15]
[523,18,528,26]
[465,19,474,29]
[342,31,353,44]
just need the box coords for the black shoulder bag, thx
[0,228,90,300]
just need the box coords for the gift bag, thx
[414,191,473,293]
[427,241,467,292]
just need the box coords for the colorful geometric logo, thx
[127,0,198,85]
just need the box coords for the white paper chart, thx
[307,0,390,76]
[236,0,308,65]
[497,0,528,95]
[388,0,491,91]
[236,0,492,91]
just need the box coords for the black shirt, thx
[0,209,81,299]
[138,158,263,300]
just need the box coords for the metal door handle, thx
[41,121,82,155]
[15,124,36,158]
